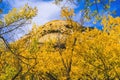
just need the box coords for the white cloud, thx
[32,1,61,25]
[8,0,61,25]
[8,0,77,26]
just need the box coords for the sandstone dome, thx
[18,20,83,49]
[35,20,82,43]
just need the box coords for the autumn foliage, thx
[1,6,120,80]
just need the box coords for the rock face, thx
[36,20,82,43]
[18,20,83,49]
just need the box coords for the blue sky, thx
[74,0,120,29]
[0,0,120,41]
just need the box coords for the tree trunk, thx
[66,72,70,80]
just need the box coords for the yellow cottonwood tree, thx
[0,4,37,80]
